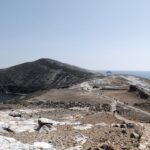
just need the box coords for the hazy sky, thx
[0,0,150,71]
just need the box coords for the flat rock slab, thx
[0,135,56,150]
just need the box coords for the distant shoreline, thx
[98,71,150,79]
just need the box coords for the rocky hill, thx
[0,58,94,93]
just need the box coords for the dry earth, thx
[0,75,149,150]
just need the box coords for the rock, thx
[100,144,114,150]
[36,118,55,131]
[126,123,134,128]
[34,142,56,149]
[93,85,99,89]
[129,85,149,99]
[2,126,14,133]
[130,132,140,139]
[9,119,37,133]
[139,90,149,99]
[0,135,56,150]
[113,110,119,115]
[129,85,138,92]
[121,130,127,134]
[38,125,51,134]
[112,123,134,129]
[111,124,120,128]
[80,82,93,91]
[120,124,127,128]
[0,122,9,133]
[38,118,58,125]
[0,135,34,150]
[74,124,93,130]
[38,125,56,134]
[9,111,22,118]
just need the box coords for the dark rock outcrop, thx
[129,85,138,92]
[0,58,94,93]
[129,85,149,99]
[138,90,149,99]
[36,118,53,132]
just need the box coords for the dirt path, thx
[102,95,150,116]
[103,94,150,150]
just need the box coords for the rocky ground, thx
[0,75,149,150]
[0,107,146,150]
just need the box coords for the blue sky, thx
[0,0,150,71]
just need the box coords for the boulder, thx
[9,119,37,133]
[129,85,149,99]
[34,142,56,149]
[38,125,56,134]
[112,123,134,129]
[129,85,137,92]
[130,132,140,139]
[139,91,149,99]
[111,124,120,128]
[0,135,34,150]
[36,118,57,131]
[0,135,56,150]
[100,144,114,150]
[9,111,22,118]
[0,122,9,133]
[120,124,127,128]
[126,123,134,128]
[121,129,127,134]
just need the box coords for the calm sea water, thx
[0,93,19,102]
[99,71,150,79]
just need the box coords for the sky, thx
[0,0,150,71]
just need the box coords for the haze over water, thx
[99,71,150,79]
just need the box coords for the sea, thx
[98,71,150,80]
[0,93,20,102]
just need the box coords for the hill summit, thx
[0,58,93,93]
